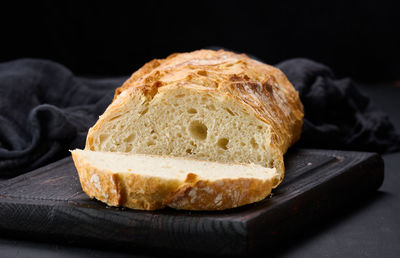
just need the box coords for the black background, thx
[1,1,399,81]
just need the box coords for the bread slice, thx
[85,50,303,187]
[71,149,276,210]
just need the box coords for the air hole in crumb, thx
[250,138,259,149]
[217,138,229,150]
[176,94,185,98]
[125,144,133,152]
[188,121,207,140]
[99,134,109,144]
[201,94,212,103]
[187,108,197,114]
[177,133,182,137]
[150,130,155,134]
[146,140,155,146]
[186,149,193,154]
[269,160,274,167]
[257,154,261,161]
[152,135,157,139]
[257,125,263,130]
[206,104,216,110]
[140,108,149,115]
[225,63,234,67]
[173,103,179,107]
[225,108,235,116]
[240,142,246,146]
[124,133,135,142]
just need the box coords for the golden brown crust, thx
[71,151,273,211]
[167,173,272,210]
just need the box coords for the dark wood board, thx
[0,149,384,255]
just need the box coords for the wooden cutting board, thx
[0,149,383,255]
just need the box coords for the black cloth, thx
[277,59,400,153]
[0,59,125,177]
[0,58,399,177]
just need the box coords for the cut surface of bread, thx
[71,149,276,210]
[85,50,304,188]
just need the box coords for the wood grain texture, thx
[0,149,384,255]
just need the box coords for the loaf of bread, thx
[71,149,276,210]
[75,49,303,210]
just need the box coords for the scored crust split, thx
[74,49,303,210]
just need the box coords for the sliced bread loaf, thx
[85,49,304,187]
[71,149,276,210]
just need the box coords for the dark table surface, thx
[1,82,399,258]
